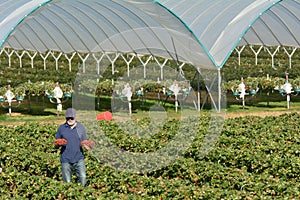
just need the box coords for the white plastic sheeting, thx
[157,0,300,67]
[1,0,299,69]
[0,0,213,70]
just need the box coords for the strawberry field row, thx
[0,113,299,199]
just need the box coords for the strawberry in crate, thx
[54,138,67,146]
[81,140,95,150]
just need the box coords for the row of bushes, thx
[223,76,300,94]
[1,75,299,100]
[1,46,300,88]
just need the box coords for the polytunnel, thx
[0,0,300,113]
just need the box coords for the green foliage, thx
[0,86,7,96]
[291,77,300,89]
[223,46,300,81]
[1,46,299,100]
[97,79,114,94]
[1,113,300,199]
[223,76,298,93]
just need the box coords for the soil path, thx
[2,110,299,127]
[224,110,300,119]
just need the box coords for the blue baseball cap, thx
[65,108,76,118]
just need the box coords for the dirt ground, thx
[224,110,300,119]
[2,109,300,127]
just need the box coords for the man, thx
[54,108,92,186]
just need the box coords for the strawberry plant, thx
[1,113,300,199]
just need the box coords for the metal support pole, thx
[242,96,245,109]
[175,95,178,112]
[197,70,201,111]
[128,101,132,115]
[97,95,100,110]
[8,102,12,116]
[217,68,221,113]
[287,94,290,109]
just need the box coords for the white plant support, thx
[105,53,120,84]
[5,89,15,116]
[178,63,185,74]
[153,57,168,81]
[92,53,105,75]
[137,54,152,79]
[282,81,292,109]
[238,82,246,108]
[40,51,51,70]
[105,53,120,85]
[105,52,120,75]
[235,45,245,66]
[238,81,247,109]
[1,87,22,116]
[50,51,62,71]
[281,74,293,109]
[3,48,14,67]
[77,53,90,73]
[120,54,135,77]
[64,52,76,72]
[25,51,37,68]
[14,50,26,68]
[121,83,133,115]
[169,81,180,112]
[249,45,263,66]
[265,46,280,69]
[283,47,297,69]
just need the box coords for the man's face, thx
[66,117,76,126]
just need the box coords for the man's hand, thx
[81,140,95,151]
[54,139,67,146]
